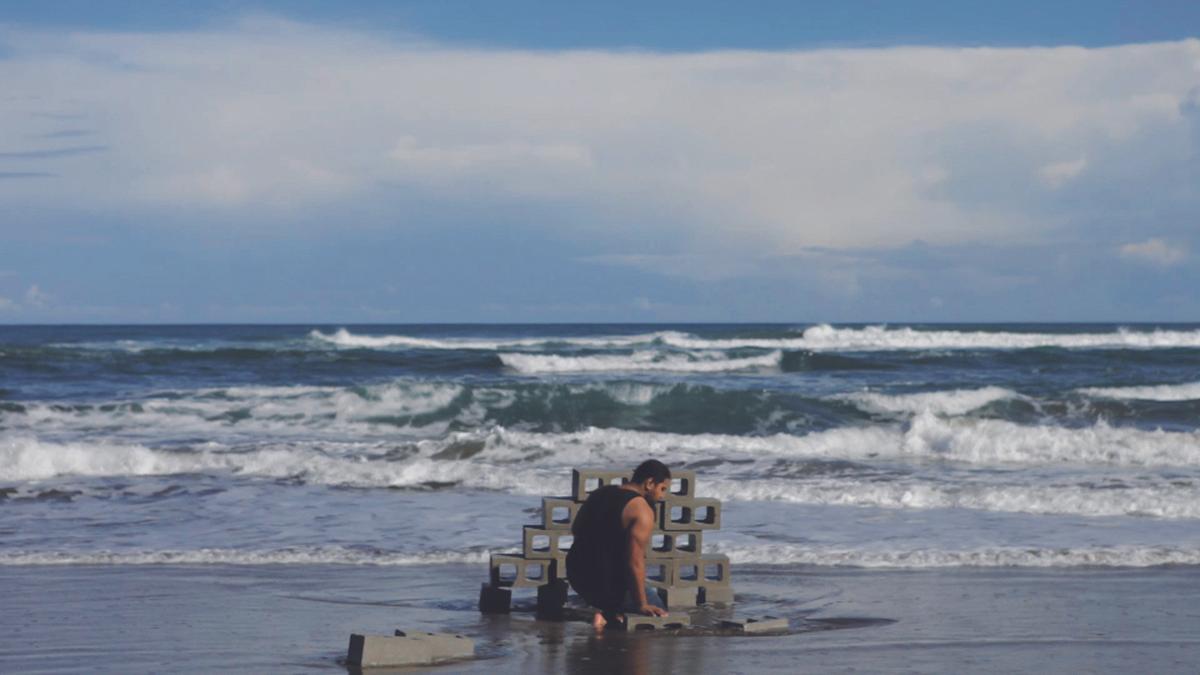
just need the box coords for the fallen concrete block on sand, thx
[347,631,474,667]
[624,613,691,632]
[719,616,789,634]
[394,631,474,661]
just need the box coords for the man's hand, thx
[639,604,668,617]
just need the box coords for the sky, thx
[1,1,1199,323]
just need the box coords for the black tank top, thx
[565,485,645,609]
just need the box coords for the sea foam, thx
[843,386,1020,416]
[1078,382,1200,402]
[498,350,782,374]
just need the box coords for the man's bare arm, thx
[625,499,667,616]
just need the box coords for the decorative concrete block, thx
[393,631,475,660]
[659,498,722,531]
[666,469,697,499]
[700,553,732,586]
[478,583,511,614]
[655,585,699,609]
[643,560,673,586]
[489,553,551,588]
[700,585,734,605]
[523,526,573,560]
[668,557,705,587]
[541,496,579,530]
[647,531,703,559]
[718,616,788,634]
[571,467,631,502]
[624,613,691,631]
[347,634,433,667]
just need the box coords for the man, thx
[566,459,672,630]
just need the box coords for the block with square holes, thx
[718,616,789,634]
[571,468,631,502]
[624,614,691,631]
[658,497,722,531]
[646,531,703,559]
[700,553,732,586]
[667,557,704,587]
[541,496,579,530]
[522,526,573,560]
[489,553,553,588]
[664,469,697,500]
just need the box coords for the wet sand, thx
[1,563,1197,673]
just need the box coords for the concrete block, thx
[655,585,699,609]
[523,526,573,560]
[643,560,673,586]
[647,531,703,559]
[624,613,691,631]
[700,585,735,606]
[347,634,432,667]
[478,583,511,614]
[659,498,722,531]
[489,553,552,588]
[718,616,789,634]
[666,469,697,499]
[541,496,579,530]
[668,558,704,587]
[536,579,569,619]
[393,631,475,661]
[700,553,732,586]
[571,467,631,502]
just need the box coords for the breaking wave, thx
[843,387,1020,416]
[5,544,1197,569]
[0,547,488,566]
[1078,382,1200,402]
[709,543,1200,568]
[498,351,782,374]
[311,325,1200,353]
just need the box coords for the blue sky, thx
[1,2,1199,322]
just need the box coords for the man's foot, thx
[591,611,607,631]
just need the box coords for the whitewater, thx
[3,323,1200,571]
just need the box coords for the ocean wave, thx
[795,325,1200,351]
[308,325,1200,354]
[5,544,1197,569]
[843,387,1020,416]
[0,547,488,566]
[1077,382,1200,402]
[498,351,782,374]
[309,328,685,350]
[708,543,1200,568]
[702,477,1200,519]
[6,411,1200,488]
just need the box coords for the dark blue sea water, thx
[3,323,1200,569]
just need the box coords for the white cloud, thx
[1038,157,1088,189]
[1119,238,1188,267]
[1,21,1197,254]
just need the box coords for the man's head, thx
[630,459,671,503]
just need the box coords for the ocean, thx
[3,323,1199,672]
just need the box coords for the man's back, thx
[566,485,643,611]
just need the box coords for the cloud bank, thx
[2,20,1197,253]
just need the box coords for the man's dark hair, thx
[631,459,671,484]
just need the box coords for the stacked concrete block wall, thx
[479,466,733,615]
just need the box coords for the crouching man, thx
[566,459,671,630]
